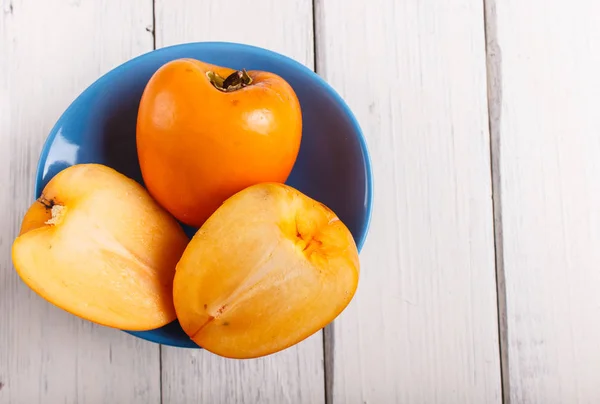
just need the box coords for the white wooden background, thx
[1,0,599,403]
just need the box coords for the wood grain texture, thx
[155,0,314,69]
[161,333,324,404]
[0,1,158,403]
[491,0,600,402]
[155,1,324,403]
[315,0,503,402]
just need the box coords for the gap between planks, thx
[148,1,163,403]
[311,0,334,403]
[483,0,510,402]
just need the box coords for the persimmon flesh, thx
[136,58,302,228]
[12,164,189,331]
[173,183,360,359]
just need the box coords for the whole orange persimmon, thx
[136,58,302,227]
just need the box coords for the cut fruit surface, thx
[173,183,360,358]
[12,164,189,331]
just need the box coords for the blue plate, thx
[35,42,373,348]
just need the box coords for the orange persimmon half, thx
[12,164,189,331]
[136,58,303,228]
[173,183,360,359]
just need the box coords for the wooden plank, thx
[489,0,600,402]
[154,1,324,403]
[315,0,503,402]
[0,1,159,403]
[155,0,314,69]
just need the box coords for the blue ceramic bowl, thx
[35,42,373,348]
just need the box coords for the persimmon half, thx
[12,164,189,331]
[136,58,303,227]
[173,183,360,359]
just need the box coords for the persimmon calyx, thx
[206,69,252,92]
[38,196,55,210]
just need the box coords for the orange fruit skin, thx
[136,58,303,228]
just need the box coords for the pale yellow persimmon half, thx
[12,163,189,331]
[173,182,360,359]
